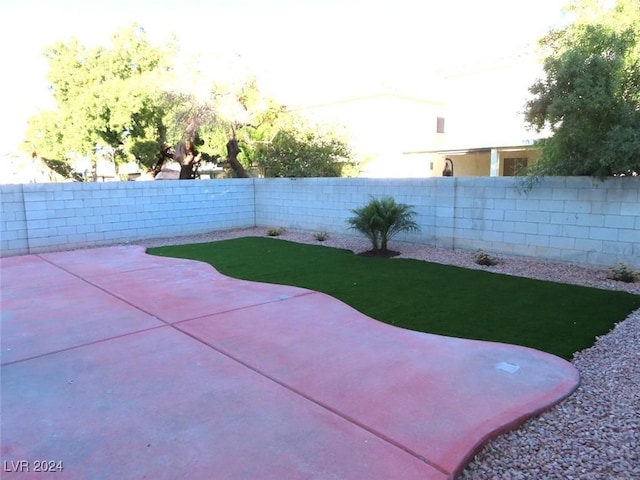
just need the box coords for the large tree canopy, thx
[253,124,353,177]
[25,25,172,168]
[23,24,353,180]
[525,0,640,177]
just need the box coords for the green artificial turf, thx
[149,237,640,360]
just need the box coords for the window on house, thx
[503,157,528,176]
[436,117,445,134]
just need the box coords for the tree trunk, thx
[226,138,249,178]
[179,162,196,179]
[176,140,199,179]
[151,145,173,177]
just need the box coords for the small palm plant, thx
[347,196,420,254]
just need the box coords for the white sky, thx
[0,0,568,155]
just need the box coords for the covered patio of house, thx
[403,142,541,177]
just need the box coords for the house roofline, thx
[403,140,542,156]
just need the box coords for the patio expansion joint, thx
[171,291,318,326]
[172,321,452,479]
[36,254,174,323]
[0,324,168,367]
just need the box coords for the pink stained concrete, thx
[2,327,442,480]
[0,255,164,365]
[0,246,580,479]
[178,292,579,476]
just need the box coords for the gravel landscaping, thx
[135,227,639,479]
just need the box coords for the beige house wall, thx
[415,147,540,177]
[295,93,446,177]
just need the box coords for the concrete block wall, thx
[1,176,638,269]
[254,178,436,245]
[0,180,255,256]
[255,176,639,269]
[449,176,639,268]
[1,185,29,256]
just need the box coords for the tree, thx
[23,24,174,175]
[347,196,420,255]
[23,24,354,181]
[253,124,353,177]
[200,78,285,178]
[524,0,640,177]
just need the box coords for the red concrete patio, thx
[1,245,579,479]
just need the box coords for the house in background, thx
[404,141,540,177]
[294,46,545,178]
[411,47,545,177]
[293,87,447,178]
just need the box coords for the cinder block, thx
[27,219,50,230]
[53,190,74,201]
[538,223,563,236]
[62,199,84,209]
[559,249,588,265]
[66,233,89,244]
[551,189,578,201]
[53,209,76,219]
[604,215,636,229]
[503,232,526,245]
[588,227,618,241]
[620,202,640,216]
[575,214,605,227]
[574,238,603,252]
[29,236,65,249]
[578,187,607,201]
[550,212,577,225]
[57,225,78,236]
[618,228,640,243]
[23,191,54,202]
[482,230,504,242]
[563,200,592,214]
[435,206,454,218]
[24,201,48,211]
[504,210,521,222]
[490,220,514,233]
[86,232,106,242]
[102,214,121,224]
[515,198,539,211]
[607,187,639,202]
[76,224,96,234]
[81,198,102,208]
[586,251,618,267]
[549,236,575,249]
[534,246,563,260]
[66,216,86,226]
[525,234,549,247]
[563,225,589,238]
[6,220,26,232]
[538,200,561,212]
[601,241,633,255]
[23,209,49,220]
[514,222,537,234]
[511,243,537,257]
[525,211,550,224]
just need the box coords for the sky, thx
[0,0,569,155]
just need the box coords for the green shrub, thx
[608,263,638,283]
[347,196,420,254]
[313,231,330,242]
[266,227,285,237]
[474,249,499,266]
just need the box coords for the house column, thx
[490,148,500,176]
